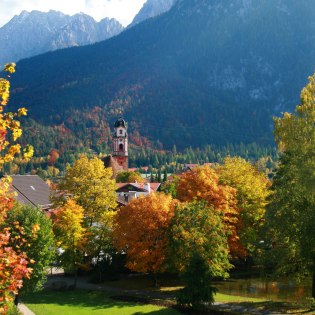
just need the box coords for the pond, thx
[214,276,312,302]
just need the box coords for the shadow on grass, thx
[22,289,180,314]
[212,300,314,314]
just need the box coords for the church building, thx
[103,117,161,205]
[103,117,129,176]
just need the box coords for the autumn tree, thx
[0,63,33,313]
[53,199,85,286]
[116,170,144,183]
[267,73,315,297]
[114,193,176,279]
[218,157,271,255]
[58,156,117,226]
[48,149,59,165]
[170,201,231,308]
[175,165,240,256]
[4,204,55,294]
[55,156,117,264]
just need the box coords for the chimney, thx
[144,183,151,193]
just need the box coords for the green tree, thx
[170,201,232,307]
[268,73,315,297]
[4,204,55,294]
[163,168,168,182]
[177,252,218,309]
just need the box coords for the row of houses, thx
[9,174,161,211]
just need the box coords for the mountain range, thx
[8,0,315,151]
[0,0,177,67]
[0,10,123,66]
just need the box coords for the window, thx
[119,144,124,151]
[119,129,123,135]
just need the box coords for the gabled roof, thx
[10,175,52,209]
[116,182,161,192]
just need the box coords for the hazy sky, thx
[0,0,147,27]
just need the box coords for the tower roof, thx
[114,117,127,128]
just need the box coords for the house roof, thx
[116,182,161,192]
[128,166,149,172]
[10,175,52,208]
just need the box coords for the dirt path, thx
[18,303,36,315]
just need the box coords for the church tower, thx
[112,117,128,170]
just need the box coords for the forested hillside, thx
[8,0,315,153]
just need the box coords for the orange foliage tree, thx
[175,165,242,257]
[48,149,59,165]
[114,193,176,275]
[0,63,33,313]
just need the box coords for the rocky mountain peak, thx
[129,0,176,27]
[0,10,123,66]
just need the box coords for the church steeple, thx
[112,117,128,170]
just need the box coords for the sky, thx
[0,0,147,27]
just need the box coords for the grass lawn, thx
[23,290,180,315]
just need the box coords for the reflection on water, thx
[214,276,312,301]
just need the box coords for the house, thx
[116,182,161,206]
[10,175,52,211]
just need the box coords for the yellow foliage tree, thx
[0,63,33,168]
[59,155,117,226]
[218,157,271,255]
[53,199,85,285]
[57,155,117,262]
[116,171,145,183]
[114,193,176,275]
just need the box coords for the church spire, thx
[112,117,128,169]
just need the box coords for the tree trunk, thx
[152,273,159,288]
[14,294,19,306]
[74,267,78,287]
[312,270,315,298]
